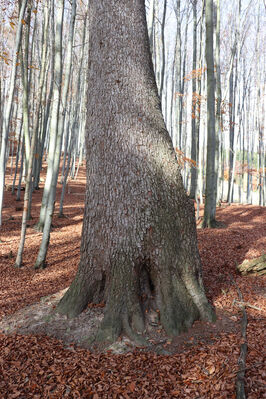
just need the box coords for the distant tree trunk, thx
[59,128,73,217]
[16,138,25,202]
[20,2,31,174]
[34,0,65,268]
[34,0,56,231]
[159,0,167,98]
[189,0,198,199]
[147,0,155,53]
[227,0,241,204]
[57,0,215,344]
[33,0,50,190]
[0,0,28,226]
[15,86,39,268]
[214,0,222,202]
[12,123,23,194]
[178,2,190,152]
[196,0,205,204]
[55,0,76,211]
[173,0,181,148]
[202,0,217,227]
[227,67,235,202]
[153,0,161,89]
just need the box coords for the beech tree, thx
[0,0,28,226]
[202,0,217,227]
[56,0,215,344]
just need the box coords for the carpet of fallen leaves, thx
[0,165,265,399]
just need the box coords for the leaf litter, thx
[0,166,265,398]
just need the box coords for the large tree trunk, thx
[57,0,215,344]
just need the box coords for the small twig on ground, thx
[230,276,248,399]
[233,362,263,375]
[232,299,263,312]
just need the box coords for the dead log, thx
[237,255,266,276]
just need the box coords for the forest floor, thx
[0,165,265,399]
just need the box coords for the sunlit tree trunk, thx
[172,0,181,148]
[33,0,50,190]
[189,0,198,199]
[12,123,23,195]
[147,0,155,54]
[0,0,28,226]
[159,0,167,98]
[34,0,56,231]
[20,2,31,174]
[57,0,215,345]
[214,0,222,203]
[202,0,217,227]
[196,0,205,204]
[34,0,65,268]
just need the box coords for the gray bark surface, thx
[0,0,28,225]
[57,0,215,343]
[202,0,217,227]
[190,0,198,199]
[34,0,65,268]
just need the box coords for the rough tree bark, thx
[57,0,215,344]
[0,0,28,226]
[189,0,198,199]
[202,0,217,227]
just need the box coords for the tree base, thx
[34,260,47,270]
[33,222,44,232]
[14,262,23,268]
[200,219,225,229]
[56,251,216,345]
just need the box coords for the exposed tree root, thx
[56,252,215,347]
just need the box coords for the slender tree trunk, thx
[16,138,25,202]
[34,0,65,268]
[159,0,167,98]
[190,0,198,199]
[215,0,222,202]
[179,3,190,156]
[153,0,161,89]
[173,0,181,148]
[196,0,205,203]
[55,0,76,211]
[0,0,28,225]
[20,3,31,174]
[33,0,50,190]
[202,0,217,227]
[59,129,73,217]
[15,88,39,268]
[12,123,23,194]
[227,68,235,202]
[34,1,56,230]
[147,0,155,54]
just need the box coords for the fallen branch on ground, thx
[232,299,263,312]
[230,276,248,399]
